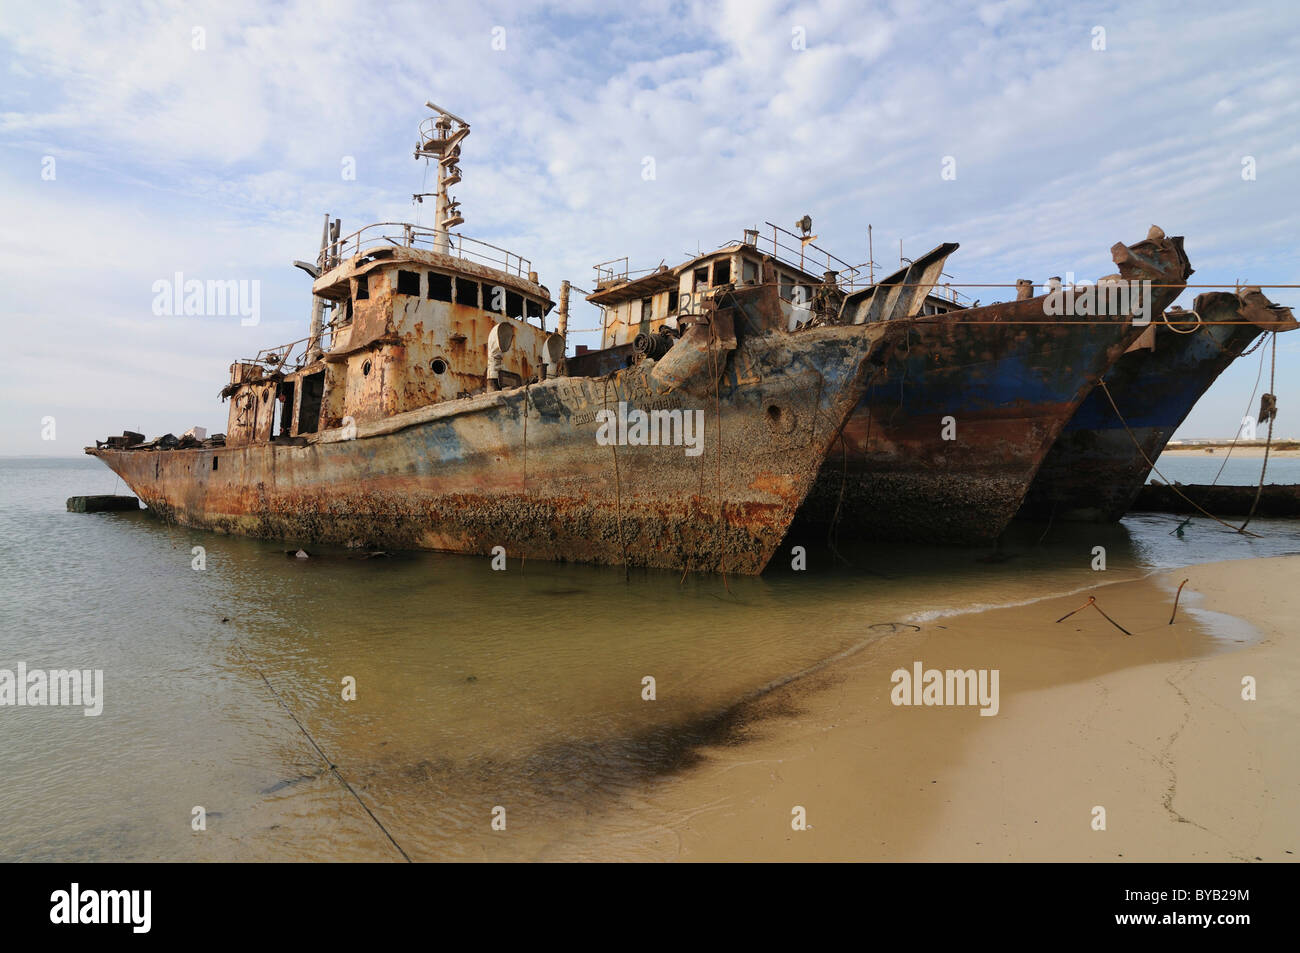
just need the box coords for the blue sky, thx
[2,0,1297,455]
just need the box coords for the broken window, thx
[641,297,653,324]
[455,277,478,307]
[526,298,543,321]
[396,270,421,296]
[356,275,369,300]
[779,273,794,300]
[667,289,679,313]
[276,381,295,438]
[742,258,758,284]
[427,272,452,301]
[506,290,524,319]
[693,266,709,291]
[713,259,731,285]
[297,371,325,435]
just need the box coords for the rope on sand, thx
[1169,578,1190,625]
[1054,595,1133,636]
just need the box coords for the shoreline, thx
[560,555,1300,861]
[1162,446,1300,459]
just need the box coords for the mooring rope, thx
[232,639,412,862]
[827,363,886,564]
[709,319,731,590]
[602,377,629,578]
[1239,331,1278,533]
[1097,380,1261,538]
[1209,339,1268,488]
[520,382,530,575]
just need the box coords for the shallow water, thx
[1147,451,1300,486]
[2,456,1296,861]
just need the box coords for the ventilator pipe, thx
[541,331,566,380]
[487,321,515,391]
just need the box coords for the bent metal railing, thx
[319,222,533,279]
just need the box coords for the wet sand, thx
[555,555,1300,861]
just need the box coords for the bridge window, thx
[506,290,524,319]
[526,299,543,321]
[641,297,653,323]
[668,289,679,313]
[742,258,758,284]
[454,277,478,307]
[779,273,794,300]
[426,272,452,301]
[693,267,709,291]
[396,270,421,296]
[355,275,369,300]
[713,259,731,285]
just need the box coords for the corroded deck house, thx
[224,106,557,447]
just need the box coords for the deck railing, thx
[319,222,533,278]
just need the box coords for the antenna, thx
[415,102,470,253]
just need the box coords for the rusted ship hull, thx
[88,324,890,574]
[1018,288,1298,523]
[798,308,1143,542]
[797,231,1193,543]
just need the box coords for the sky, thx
[1,0,1297,455]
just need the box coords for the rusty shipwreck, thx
[787,227,1194,543]
[1018,285,1297,523]
[585,224,1194,546]
[86,104,897,574]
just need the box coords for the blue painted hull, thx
[1018,290,1285,522]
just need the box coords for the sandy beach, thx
[558,555,1300,862]
[1162,446,1300,459]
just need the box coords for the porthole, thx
[430,358,448,374]
[765,404,796,434]
[362,360,372,376]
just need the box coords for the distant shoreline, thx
[1163,443,1300,457]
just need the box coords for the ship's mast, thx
[415,101,469,254]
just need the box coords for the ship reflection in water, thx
[4,458,1299,861]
